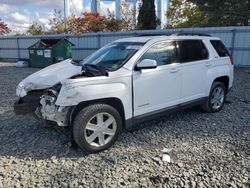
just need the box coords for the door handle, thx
[205,62,212,67]
[170,68,179,73]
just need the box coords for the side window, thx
[210,40,230,57]
[139,42,178,66]
[177,40,208,63]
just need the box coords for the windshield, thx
[82,42,144,71]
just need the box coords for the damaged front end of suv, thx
[14,59,109,127]
[14,41,144,153]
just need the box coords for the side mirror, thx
[136,59,157,70]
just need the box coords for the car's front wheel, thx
[73,104,122,153]
[202,81,227,113]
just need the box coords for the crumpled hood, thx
[16,59,82,97]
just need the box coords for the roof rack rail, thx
[136,33,171,37]
[136,32,211,37]
[171,32,211,37]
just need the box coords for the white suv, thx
[15,33,234,153]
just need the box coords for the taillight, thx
[229,55,234,65]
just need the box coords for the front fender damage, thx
[55,82,127,107]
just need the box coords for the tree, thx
[27,22,44,35]
[121,0,137,30]
[188,0,250,26]
[73,12,107,34]
[0,19,10,35]
[49,10,65,34]
[105,10,129,32]
[48,10,132,35]
[73,11,129,34]
[137,0,157,30]
[48,9,76,34]
[167,0,208,28]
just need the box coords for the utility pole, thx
[166,0,170,25]
[91,0,101,13]
[115,0,121,20]
[132,0,137,26]
[64,0,70,18]
[64,0,70,33]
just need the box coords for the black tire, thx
[201,82,227,113]
[73,104,122,153]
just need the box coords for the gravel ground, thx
[0,62,249,188]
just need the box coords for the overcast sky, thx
[0,0,115,33]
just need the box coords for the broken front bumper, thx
[37,94,71,127]
[14,91,43,115]
[14,90,71,127]
[14,98,39,115]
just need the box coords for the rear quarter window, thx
[210,40,230,57]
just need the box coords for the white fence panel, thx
[0,38,17,48]
[0,26,249,66]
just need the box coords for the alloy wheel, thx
[84,112,117,147]
[210,87,225,110]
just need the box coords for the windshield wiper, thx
[82,64,109,77]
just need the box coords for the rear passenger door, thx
[177,40,209,102]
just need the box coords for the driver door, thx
[133,41,182,117]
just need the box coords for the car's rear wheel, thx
[73,104,122,153]
[202,82,226,113]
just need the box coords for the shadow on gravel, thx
[0,110,89,160]
[1,101,248,161]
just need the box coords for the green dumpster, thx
[28,38,74,68]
